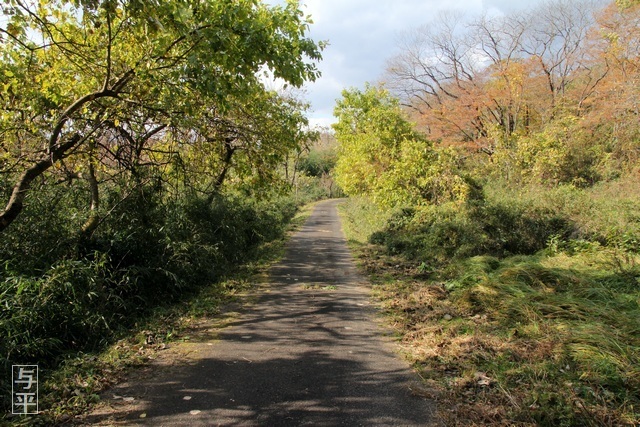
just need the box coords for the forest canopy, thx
[344,0,640,192]
[0,0,324,233]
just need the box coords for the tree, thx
[0,0,324,233]
[385,11,488,148]
[580,0,640,174]
[333,84,470,207]
[518,0,603,111]
[384,0,607,154]
[162,86,315,201]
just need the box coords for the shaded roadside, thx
[82,199,436,426]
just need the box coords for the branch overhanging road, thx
[85,199,436,426]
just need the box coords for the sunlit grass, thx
[337,197,392,245]
[340,182,640,426]
[365,251,640,426]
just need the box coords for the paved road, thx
[85,199,435,426]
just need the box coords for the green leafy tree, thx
[297,148,337,178]
[0,0,324,233]
[333,84,470,207]
[162,87,315,200]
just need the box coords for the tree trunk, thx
[0,134,81,233]
[80,160,100,239]
[213,139,236,190]
[0,82,126,234]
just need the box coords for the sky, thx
[276,0,553,129]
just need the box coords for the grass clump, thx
[0,186,301,423]
[340,179,640,426]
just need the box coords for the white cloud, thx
[308,117,336,131]
[266,0,554,125]
[299,0,489,125]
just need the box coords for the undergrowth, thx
[0,186,302,424]
[339,178,640,426]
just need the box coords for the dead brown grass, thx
[355,243,639,427]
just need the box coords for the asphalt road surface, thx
[85,199,435,426]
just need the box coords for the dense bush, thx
[296,149,336,178]
[341,178,640,426]
[370,196,574,266]
[294,145,343,203]
[0,182,88,274]
[365,175,640,270]
[0,184,298,412]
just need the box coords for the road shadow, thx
[83,350,431,426]
[83,200,435,426]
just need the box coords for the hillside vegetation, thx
[335,1,640,425]
[0,0,326,421]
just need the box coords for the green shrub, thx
[471,201,573,256]
[0,181,88,274]
[366,196,574,269]
[484,178,640,253]
[297,149,337,178]
[337,196,392,244]
[368,176,640,270]
[0,184,298,414]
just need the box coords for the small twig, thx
[496,381,520,410]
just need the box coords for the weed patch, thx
[0,192,302,424]
[340,185,640,426]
